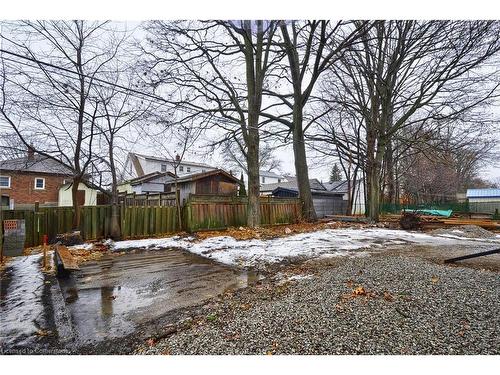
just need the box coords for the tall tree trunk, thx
[365,125,376,219]
[368,138,387,222]
[293,110,317,221]
[385,138,395,204]
[71,176,81,229]
[242,20,263,228]
[109,142,121,239]
[246,138,260,227]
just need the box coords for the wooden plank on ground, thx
[55,245,80,270]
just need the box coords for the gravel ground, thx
[431,225,497,239]
[137,256,500,355]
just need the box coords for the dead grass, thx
[192,221,364,241]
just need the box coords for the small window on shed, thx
[187,167,191,172]
[161,164,167,172]
[34,177,45,190]
[262,176,266,183]
[179,166,184,172]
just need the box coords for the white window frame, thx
[186,167,191,172]
[161,164,167,172]
[179,166,184,172]
[0,175,11,188]
[34,177,45,190]
[262,176,266,183]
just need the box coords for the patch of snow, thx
[68,243,94,251]
[287,274,314,282]
[0,254,45,347]
[109,228,483,268]
[112,235,183,251]
[451,229,464,234]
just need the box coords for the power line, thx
[0,47,291,135]
[0,48,173,106]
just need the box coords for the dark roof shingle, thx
[0,154,73,175]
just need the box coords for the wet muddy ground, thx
[1,248,261,354]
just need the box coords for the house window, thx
[262,176,266,183]
[34,177,45,190]
[179,166,184,172]
[161,164,167,172]
[187,167,191,172]
[202,169,206,173]
[0,176,11,188]
[278,178,281,183]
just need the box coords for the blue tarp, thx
[402,208,453,218]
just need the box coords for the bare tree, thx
[92,64,155,239]
[261,20,369,221]
[142,20,282,227]
[0,21,126,227]
[321,20,500,221]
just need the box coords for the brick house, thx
[0,148,73,209]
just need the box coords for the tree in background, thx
[238,173,247,197]
[329,163,343,183]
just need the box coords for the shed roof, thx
[166,169,239,185]
[260,178,326,193]
[132,152,215,169]
[323,180,349,193]
[126,171,176,185]
[259,170,283,178]
[323,179,363,193]
[466,188,500,198]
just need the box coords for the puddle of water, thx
[58,248,261,346]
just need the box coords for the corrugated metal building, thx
[466,188,500,214]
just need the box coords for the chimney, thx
[175,154,180,161]
[27,144,35,161]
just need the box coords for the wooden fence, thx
[0,205,178,248]
[118,192,177,206]
[0,194,301,248]
[183,194,301,232]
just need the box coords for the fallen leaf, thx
[353,286,367,296]
[146,338,156,347]
[431,276,439,284]
[383,291,394,302]
[36,329,52,337]
[240,303,251,311]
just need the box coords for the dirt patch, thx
[431,225,496,239]
[191,220,395,241]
